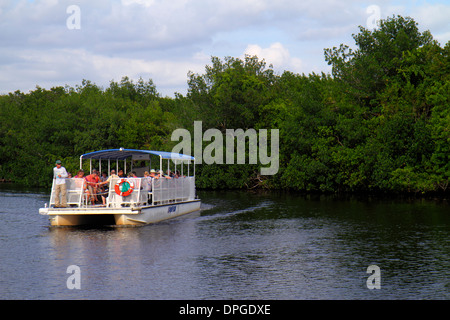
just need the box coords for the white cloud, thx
[0,0,449,96]
[121,0,156,7]
[243,43,303,74]
[0,46,208,96]
[410,3,450,44]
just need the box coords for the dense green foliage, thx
[1,16,449,195]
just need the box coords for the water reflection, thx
[42,212,201,299]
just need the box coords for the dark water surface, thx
[0,185,449,299]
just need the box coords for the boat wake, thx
[196,201,273,222]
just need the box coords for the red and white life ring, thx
[114,179,134,196]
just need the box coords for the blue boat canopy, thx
[81,148,195,161]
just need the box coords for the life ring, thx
[115,179,134,196]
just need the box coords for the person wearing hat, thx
[149,169,158,179]
[53,160,68,208]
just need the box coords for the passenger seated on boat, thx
[100,171,108,183]
[127,171,140,190]
[97,169,119,205]
[161,170,172,179]
[149,169,159,179]
[97,171,108,195]
[74,169,86,185]
[118,169,125,178]
[143,171,152,192]
[128,171,137,178]
[74,169,84,178]
[73,169,88,203]
[97,170,119,187]
[85,169,100,205]
[166,170,174,178]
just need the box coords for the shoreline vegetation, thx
[1,16,449,197]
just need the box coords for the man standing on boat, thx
[53,160,68,208]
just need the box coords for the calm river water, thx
[0,184,449,300]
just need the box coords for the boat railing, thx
[49,176,196,208]
[151,176,195,205]
[106,176,196,208]
[107,178,145,208]
[49,178,86,207]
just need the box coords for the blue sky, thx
[1,0,449,97]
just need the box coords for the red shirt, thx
[85,174,99,186]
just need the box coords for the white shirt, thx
[53,166,68,185]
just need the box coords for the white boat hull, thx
[40,200,201,227]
